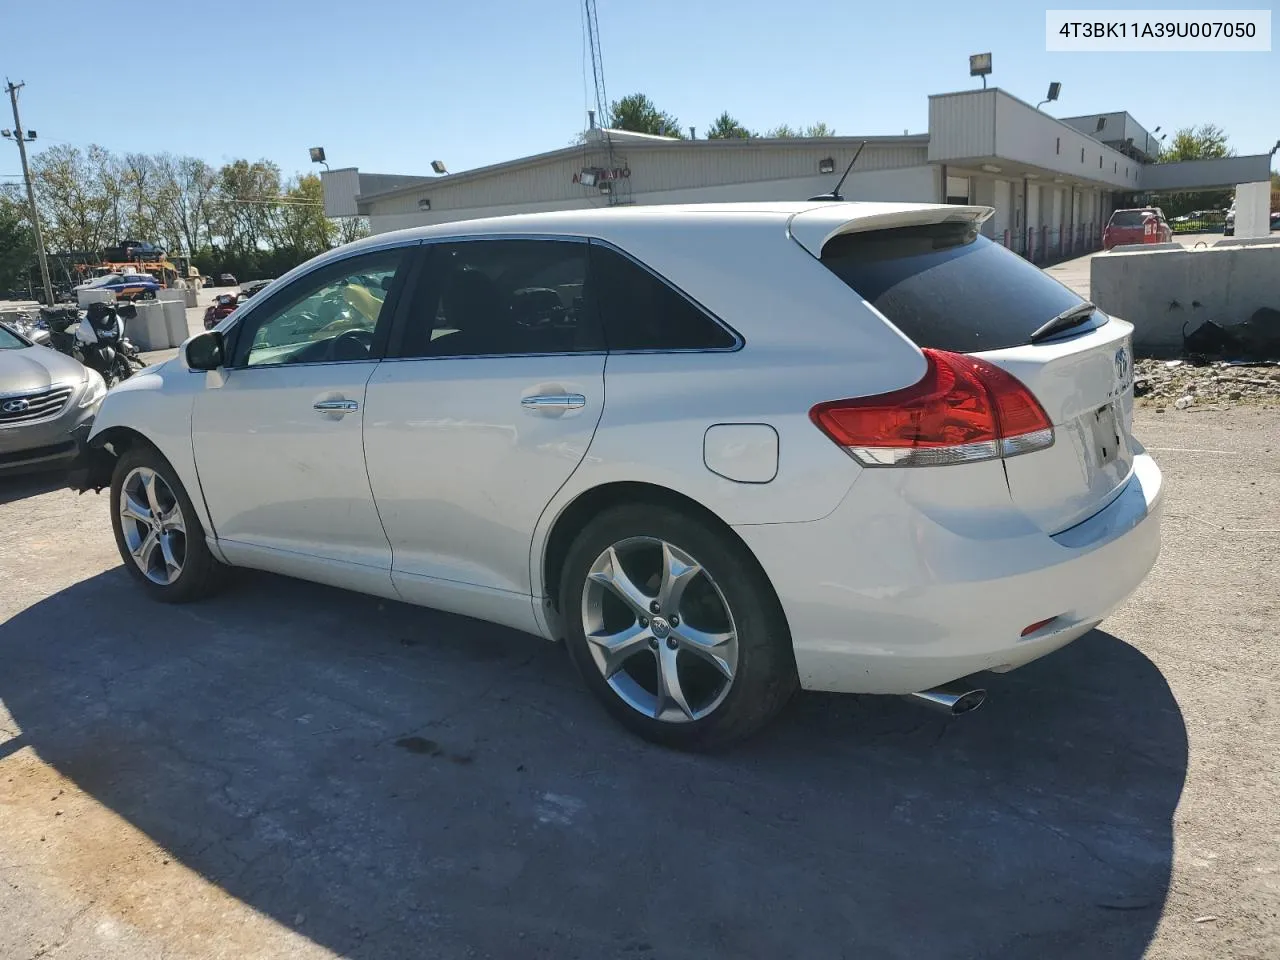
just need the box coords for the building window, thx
[1056,137,1061,155]
[1081,147,1085,163]
[1099,156,1103,168]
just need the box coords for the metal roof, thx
[355,134,931,205]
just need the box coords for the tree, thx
[271,173,333,256]
[119,152,161,240]
[214,158,283,255]
[1161,124,1233,162]
[154,154,217,257]
[766,122,835,138]
[31,143,116,254]
[335,216,371,245]
[1158,124,1236,218]
[609,93,684,137]
[706,112,755,140]
[0,193,34,291]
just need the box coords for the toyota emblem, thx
[2,398,31,414]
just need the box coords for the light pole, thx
[309,146,329,172]
[4,80,54,306]
[1036,82,1062,110]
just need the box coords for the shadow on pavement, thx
[0,468,68,505]
[0,569,1187,959]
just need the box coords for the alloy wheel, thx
[119,467,187,585]
[580,537,739,723]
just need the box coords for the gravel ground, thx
[1136,359,1280,411]
[0,408,1277,959]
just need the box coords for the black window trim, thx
[222,240,419,370]
[378,232,744,362]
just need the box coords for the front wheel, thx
[560,504,797,749]
[110,445,226,603]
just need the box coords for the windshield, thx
[820,222,1092,352]
[1109,211,1154,228]
[0,325,27,350]
[87,274,123,287]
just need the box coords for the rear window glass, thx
[819,222,1087,353]
[1108,211,1152,227]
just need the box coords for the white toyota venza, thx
[72,202,1163,748]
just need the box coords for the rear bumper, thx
[734,454,1163,695]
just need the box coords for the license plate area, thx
[1089,402,1122,468]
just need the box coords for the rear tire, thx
[109,444,226,603]
[560,504,797,750]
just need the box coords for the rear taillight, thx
[809,349,1054,467]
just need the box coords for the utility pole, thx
[4,80,55,306]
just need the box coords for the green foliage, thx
[23,143,353,280]
[1161,124,1233,163]
[766,122,835,138]
[706,112,755,140]
[0,194,35,291]
[609,93,684,137]
[1156,124,1236,219]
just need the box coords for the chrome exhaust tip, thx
[906,681,987,716]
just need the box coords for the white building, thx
[325,88,1276,260]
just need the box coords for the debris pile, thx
[1134,359,1280,409]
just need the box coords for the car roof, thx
[320,200,991,263]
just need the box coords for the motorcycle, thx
[42,302,147,386]
[6,311,52,348]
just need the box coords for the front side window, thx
[233,249,404,367]
[397,239,600,358]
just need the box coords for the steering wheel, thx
[328,328,374,361]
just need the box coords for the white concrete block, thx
[125,301,171,351]
[1235,181,1271,239]
[1091,241,1280,357]
[162,299,188,347]
[77,288,115,308]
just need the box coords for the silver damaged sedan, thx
[0,322,106,474]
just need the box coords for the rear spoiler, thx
[787,203,994,258]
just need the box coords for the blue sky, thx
[2,0,1276,184]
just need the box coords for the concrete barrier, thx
[162,299,188,347]
[158,287,198,308]
[125,301,172,351]
[77,288,115,308]
[1091,240,1280,358]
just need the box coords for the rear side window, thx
[820,222,1086,353]
[589,244,737,351]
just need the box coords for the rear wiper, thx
[1030,302,1097,343]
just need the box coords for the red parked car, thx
[203,293,240,329]
[1102,208,1172,250]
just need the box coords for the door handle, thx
[521,394,586,411]
[313,399,359,413]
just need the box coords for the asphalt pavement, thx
[1,407,1277,959]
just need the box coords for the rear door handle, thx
[521,394,586,411]
[314,399,359,413]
